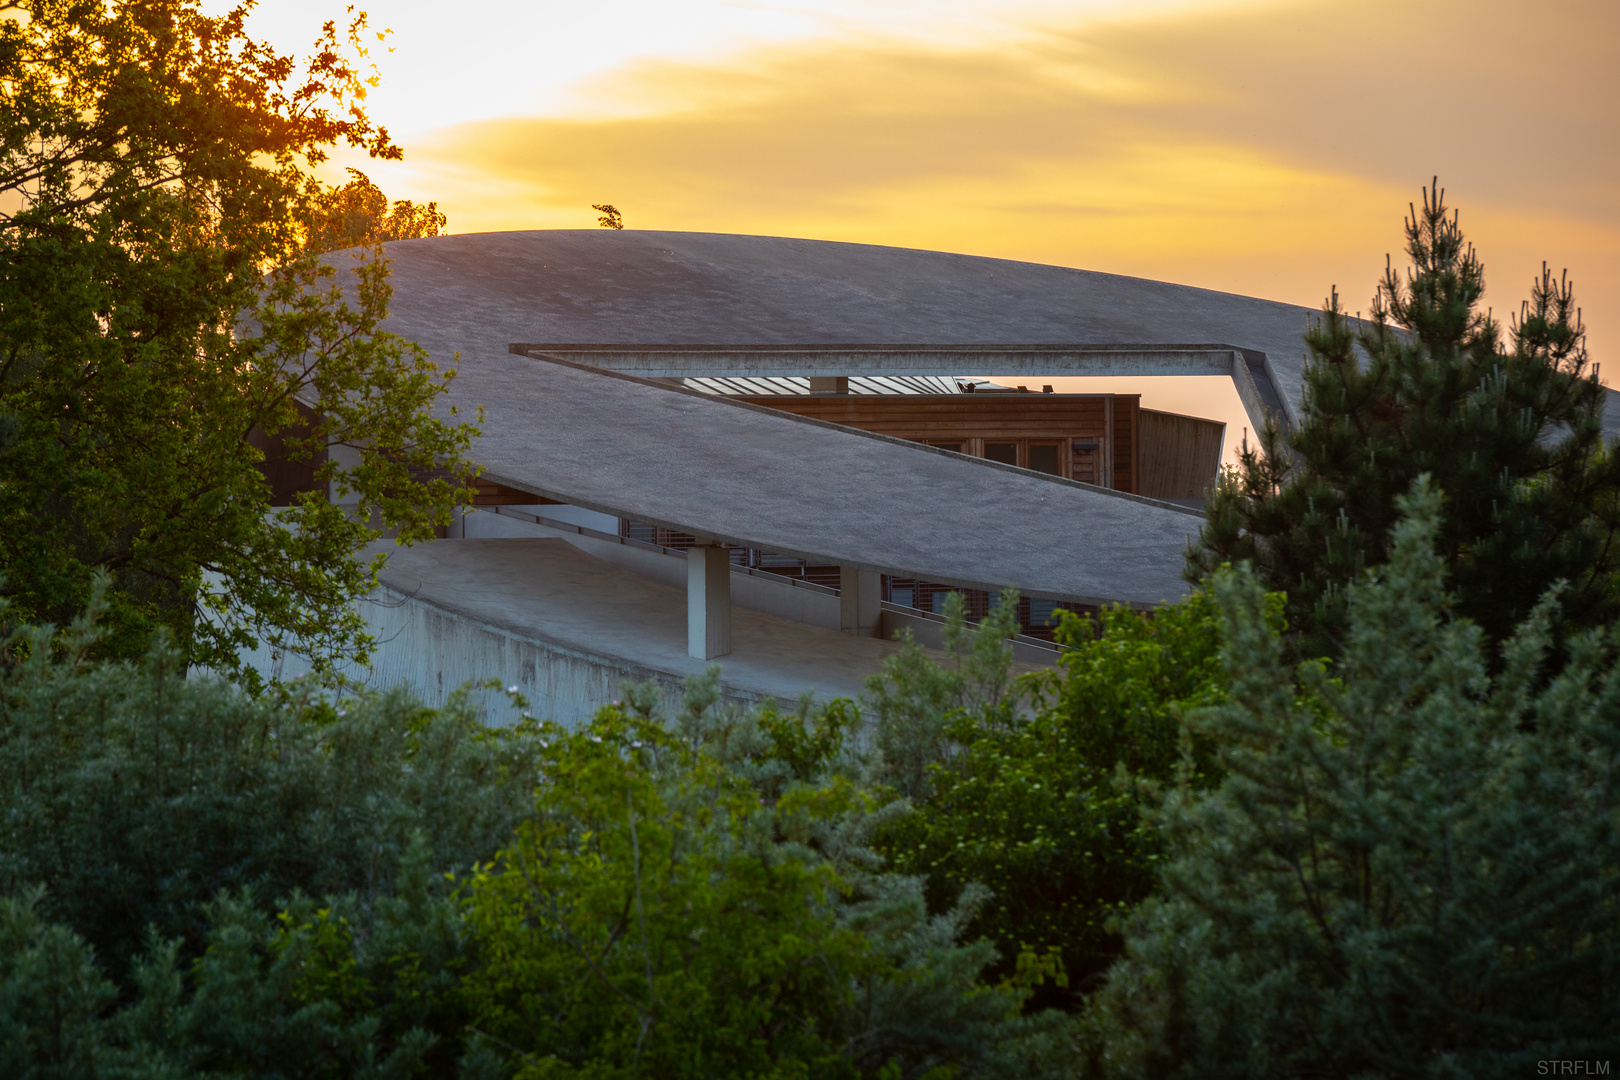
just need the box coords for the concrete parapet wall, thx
[233,580,789,727]
[348,585,714,725]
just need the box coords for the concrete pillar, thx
[327,441,362,506]
[688,543,732,659]
[840,566,881,637]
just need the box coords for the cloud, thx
[350,0,1618,361]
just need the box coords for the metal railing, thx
[482,506,1062,654]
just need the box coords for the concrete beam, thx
[688,543,732,659]
[515,343,1284,436]
[515,343,1246,380]
[839,566,881,637]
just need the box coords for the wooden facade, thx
[739,393,1142,494]
[1136,409,1225,502]
[248,402,327,507]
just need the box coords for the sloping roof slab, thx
[455,353,1199,608]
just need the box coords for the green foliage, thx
[304,168,449,255]
[465,670,1066,1080]
[864,591,1025,803]
[0,840,472,1078]
[0,0,480,679]
[1081,479,1620,1075]
[1190,181,1620,660]
[0,614,1065,1078]
[871,590,1245,1009]
[465,705,865,1078]
[0,580,546,983]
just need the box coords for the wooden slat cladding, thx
[738,393,1140,493]
[408,467,558,506]
[472,478,559,506]
[1137,409,1224,501]
[247,401,327,507]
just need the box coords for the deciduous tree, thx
[0,0,479,680]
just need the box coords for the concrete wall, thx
[233,581,765,727]
[224,506,1056,726]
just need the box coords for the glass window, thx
[985,442,1018,465]
[1028,444,1059,474]
[891,586,914,609]
[929,442,963,453]
[1030,599,1060,626]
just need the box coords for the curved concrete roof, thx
[351,229,1620,608]
[372,229,1620,437]
[376,229,1314,427]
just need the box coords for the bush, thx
[870,591,1246,1009]
[0,583,544,982]
[0,600,1066,1078]
[464,673,1066,1080]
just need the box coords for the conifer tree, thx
[1189,181,1620,658]
[1084,481,1620,1075]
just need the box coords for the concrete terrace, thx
[294,228,1620,720]
[365,538,956,716]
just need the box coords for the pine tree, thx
[1083,481,1620,1076]
[1189,181,1620,659]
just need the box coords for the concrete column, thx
[839,566,881,637]
[688,543,732,659]
[327,441,362,506]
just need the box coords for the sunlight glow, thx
[227,0,1619,372]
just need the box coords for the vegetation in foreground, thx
[2,2,1615,1070]
[1,0,474,687]
[5,480,1618,1075]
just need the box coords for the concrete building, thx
[261,228,1595,723]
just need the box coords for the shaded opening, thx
[985,442,1018,465]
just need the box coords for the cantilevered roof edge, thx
[514,347,1207,519]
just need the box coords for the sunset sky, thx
[238,0,1618,416]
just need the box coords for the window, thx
[1028,443,1060,475]
[985,442,1018,465]
[929,441,964,453]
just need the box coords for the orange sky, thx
[242,0,1619,405]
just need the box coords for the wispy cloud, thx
[347,0,1618,361]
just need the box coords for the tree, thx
[465,670,1065,1079]
[0,585,547,1074]
[1189,181,1620,660]
[1081,480,1620,1076]
[869,591,1244,1011]
[0,579,546,985]
[0,0,479,680]
[592,203,623,229]
[304,167,448,255]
